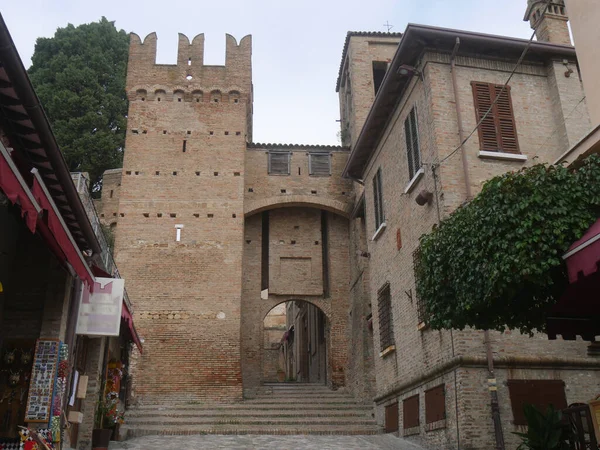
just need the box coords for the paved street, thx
[108,434,426,449]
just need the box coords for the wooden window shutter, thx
[372,168,384,229]
[403,394,420,429]
[404,107,421,180]
[268,152,290,175]
[309,153,331,176]
[425,384,446,424]
[385,402,399,433]
[471,82,520,154]
[507,379,567,425]
[377,283,393,351]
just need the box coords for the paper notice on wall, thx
[76,278,124,336]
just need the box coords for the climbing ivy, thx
[415,155,600,335]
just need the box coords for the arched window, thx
[229,90,241,104]
[136,89,147,101]
[192,90,204,103]
[173,89,185,102]
[154,89,166,102]
[210,90,222,103]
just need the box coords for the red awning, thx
[0,146,39,232]
[31,174,94,287]
[563,219,600,283]
[121,300,143,353]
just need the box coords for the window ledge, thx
[404,168,425,194]
[425,419,447,432]
[478,151,527,162]
[372,222,387,241]
[379,345,396,358]
[417,321,429,331]
[403,426,421,437]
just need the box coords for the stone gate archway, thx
[262,300,330,385]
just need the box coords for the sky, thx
[2,0,533,145]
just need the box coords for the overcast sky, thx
[3,0,533,145]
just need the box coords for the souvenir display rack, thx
[24,340,59,423]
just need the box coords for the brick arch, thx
[244,195,352,218]
[262,297,332,323]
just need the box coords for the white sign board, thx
[76,277,124,336]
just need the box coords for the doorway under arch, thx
[262,300,329,385]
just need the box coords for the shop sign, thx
[76,278,124,337]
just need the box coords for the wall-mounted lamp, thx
[415,190,433,206]
[563,59,574,78]
[397,64,421,78]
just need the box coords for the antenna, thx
[383,21,394,32]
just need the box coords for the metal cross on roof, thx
[383,21,394,32]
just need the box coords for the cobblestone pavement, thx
[108,434,426,449]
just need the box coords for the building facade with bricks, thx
[339,2,600,449]
[97,0,600,447]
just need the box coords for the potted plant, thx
[514,404,573,450]
[92,391,125,450]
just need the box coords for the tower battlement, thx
[126,32,252,96]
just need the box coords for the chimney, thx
[524,0,571,46]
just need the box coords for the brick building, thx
[99,0,600,447]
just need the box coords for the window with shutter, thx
[471,82,520,154]
[385,402,399,433]
[404,107,421,180]
[309,153,331,176]
[372,168,384,230]
[268,152,291,175]
[403,395,420,430]
[507,379,567,425]
[425,384,446,425]
[377,283,394,351]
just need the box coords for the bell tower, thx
[524,0,571,45]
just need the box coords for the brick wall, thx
[115,33,252,403]
[349,36,598,449]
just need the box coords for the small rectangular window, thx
[372,61,388,95]
[309,153,331,176]
[268,152,291,175]
[471,82,520,154]
[377,283,394,351]
[404,107,421,180]
[425,385,446,425]
[507,380,567,425]
[373,167,385,229]
[385,402,399,433]
[403,395,420,430]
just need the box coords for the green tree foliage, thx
[28,17,129,194]
[415,155,600,335]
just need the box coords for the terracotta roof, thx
[336,31,403,92]
[247,142,348,151]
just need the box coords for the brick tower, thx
[115,32,252,403]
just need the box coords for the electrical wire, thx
[536,94,587,155]
[437,0,552,166]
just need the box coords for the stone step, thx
[127,408,373,418]
[121,424,383,438]
[132,401,369,410]
[126,417,378,426]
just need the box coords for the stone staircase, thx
[121,383,382,438]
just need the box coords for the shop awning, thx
[1,142,94,287]
[121,301,143,353]
[0,142,40,232]
[563,219,600,283]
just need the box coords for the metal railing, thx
[70,172,133,313]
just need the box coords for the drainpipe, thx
[452,38,504,450]
[450,37,472,200]
[485,331,505,450]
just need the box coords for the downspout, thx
[451,38,505,450]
